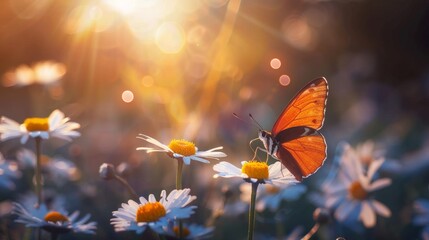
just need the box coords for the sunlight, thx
[155,22,186,54]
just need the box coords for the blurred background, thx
[0,0,429,239]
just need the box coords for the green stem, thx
[176,159,184,239]
[114,175,139,200]
[35,137,42,209]
[176,159,183,190]
[248,182,259,240]
[148,227,161,240]
[301,223,320,240]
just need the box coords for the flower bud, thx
[313,207,330,225]
[99,163,116,180]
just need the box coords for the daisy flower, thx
[12,202,96,235]
[214,161,297,240]
[0,109,80,144]
[0,153,20,190]
[240,182,307,212]
[111,188,197,234]
[213,161,298,186]
[163,222,214,239]
[16,148,79,185]
[323,143,392,228]
[413,198,429,240]
[136,134,226,165]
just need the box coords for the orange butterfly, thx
[254,77,328,181]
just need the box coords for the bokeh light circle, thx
[279,75,291,86]
[270,58,281,69]
[155,22,185,54]
[121,90,134,103]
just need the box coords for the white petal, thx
[136,134,172,152]
[182,157,191,165]
[335,201,359,221]
[148,194,156,203]
[188,156,210,164]
[370,199,391,217]
[48,109,65,130]
[212,161,242,178]
[360,201,376,228]
[367,178,391,192]
[367,158,384,181]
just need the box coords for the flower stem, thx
[34,137,43,209]
[114,175,138,200]
[176,159,183,190]
[176,159,184,239]
[148,227,161,240]
[248,182,259,240]
[302,223,320,240]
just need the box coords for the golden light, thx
[270,58,281,69]
[203,0,229,8]
[64,5,108,34]
[141,75,155,87]
[282,17,315,51]
[102,0,136,15]
[124,0,179,43]
[279,74,291,86]
[33,61,67,85]
[121,90,134,103]
[9,0,50,20]
[155,22,186,54]
[2,65,34,87]
[239,87,253,100]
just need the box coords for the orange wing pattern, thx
[278,133,327,181]
[272,77,328,135]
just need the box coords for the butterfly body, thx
[258,130,278,157]
[257,77,329,181]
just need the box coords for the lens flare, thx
[270,58,281,69]
[279,75,291,86]
[122,90,134,103]
[155,22,186,54]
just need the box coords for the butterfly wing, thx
[275,127,327,181]
[272,77,328,136]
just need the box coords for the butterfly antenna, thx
[248,114,263,130]
[233,113,260,130]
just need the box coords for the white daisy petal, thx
[111,189,196,234]
[367,178,392,192]
[136,134,172,152]
[367,158,385,181]
[370,199,391,217]
[360,201,376,228]
[213,161,242,178]
[335,200,359,221]
[12,202,96,234]
[0,110,80,144]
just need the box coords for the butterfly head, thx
[258,130,271,145]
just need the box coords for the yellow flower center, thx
[265,185,280,195]
[173,226,190,238]
[24,117,49,132]
[44,211,69,223]
[349,181,368,200]
[242,161,269,179]
[135,202,166,222]
[168,139,196,156]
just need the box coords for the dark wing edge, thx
[276,129,327,181]
[272,77,328,135]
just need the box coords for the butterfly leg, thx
[252,146,269,161]
[249,138,259,153]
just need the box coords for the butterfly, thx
[254,77,328,181]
